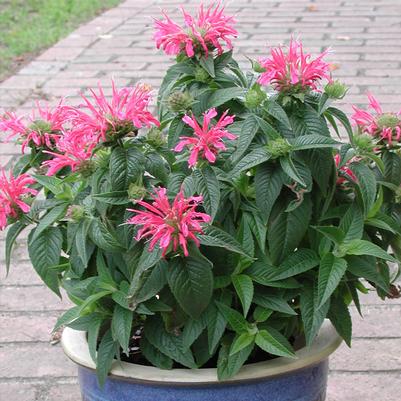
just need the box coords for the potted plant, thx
[1,3,400,400]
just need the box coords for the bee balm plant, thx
[1,3,400,400]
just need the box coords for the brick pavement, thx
[1,0,401,399]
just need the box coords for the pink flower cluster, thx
[0,170,37,230]
[154,3,237,58]
[351,93,401,146]
[0,101,73,153]
[334,154,357,186]
[0,82,159,176]
[257,38,331,92]
[175,108,236,167]
[126,187,211,257]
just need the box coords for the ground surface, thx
[0,0,121,81]
[0,0,401,400]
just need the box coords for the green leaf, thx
[88,315,103,363]
[383,151,401,186]
[272,249,320,281]
[339,204,364,242]
[328,296,352,346]
[109,146,144,191]
[291,134,338,151]
[313,226,345,245]
[111,304,133,355]
[168,116,185,149]
[343,239,396,262]
[93,191,129,205]
[28,227,62,296]
[230,332,255,356]
[255,163,283,224]
[350,163,377,216]
[264,99,291,129]
[5,222,26,274]
[31,174,63,194]
[144,316,197,368]
[199,225,252,258]
[96,330,117,387]
[253,115,281,140]
[231,115,259,163]
[268,195,312,265]
[31,203,68,242]
[230,148,271,178]
[253,292,296,315]
[317,253,347,308]
[207,87,245,109]
[168,251,214,319]
[182,315,207,350]
[53,306,81,331]
[76,219,93,268]
[140,337,173,370]
[199,56,215,77]
[325,107,353,140]
[279,156,306,186]
[255,329,296,358]
[207,305,227,354]
[217,340,253,380]
[215,301,249,333]
[300,283,330,346]
[232,275,254,316]
[194,166,220,220]
[89,218,125,253]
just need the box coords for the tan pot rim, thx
[61,319,342,385]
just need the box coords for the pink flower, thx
[174,108,236,167]
[154,3,237,58]
[0,170,38,230]
[71,81,159,143]
[42,130,96,176]
[351,93,401,146]
[257,38,331,92]
[126,187,211,257]
[334,154,357,185]
[0,101,73,153]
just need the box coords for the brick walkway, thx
[1,0,401,399]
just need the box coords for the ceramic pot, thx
[61,320,342,401]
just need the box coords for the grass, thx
[0,0,122,81]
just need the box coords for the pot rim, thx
[61,320,342,385]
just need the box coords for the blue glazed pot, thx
[62,321,341,401]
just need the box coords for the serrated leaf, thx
[230,332,255,356]
[253,292,297,315]
[194,166,220,220]
[313,226,345,245]
[343,239,396,262]
[255,329,296,358]
[272,249,320,281]
[230,148,271,178]
[339,204,364,242]
[182,316,207,350]
[89,218,125,253]
[279,156,306,186]
[325,107,353,140]
[31,203,68,242]
[111,304,133,355]
[317,253,347,308]
[199,56,215,77]
[290,134,338,151]
[300,283,330,346]
[350,163,376,216]
[217,340,253,380]
[5,221,26,274]
[328,296,352,346]
[96,330,117,387]
[232,274,254,316]
[168,251,213,319]
[231,115,259,163]
[255,163,283,224]
[199,225,252,258]
[264,99,291,129]
[93,191,129,205]
[215,301,249,333]
[207,304,227,354]
[140,337,173,370]
[28,227,63,296]
[207,87,245,109]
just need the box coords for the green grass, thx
[0,0,121,80]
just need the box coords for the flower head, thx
[257,38,331,92]
[0,101,72,153]
[71,81,159,143]
[42,129,97,176]
[351,93,401,146]
[154,3,237,58]
[175,108,236,167]
[0,170,37,230]
[126,187,211,256]
[334,154,357,186]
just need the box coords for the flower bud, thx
[245,85,267,108]
[194,65,210,83]
[67,205,85,222]
[353,132,375,153]
[251,60,266,73]
[147,128,166,148]
[324,80,348,99]
[77,160,96,177]
[167,91,194,113]
[128,183,147,202]
[266,137,292,159]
